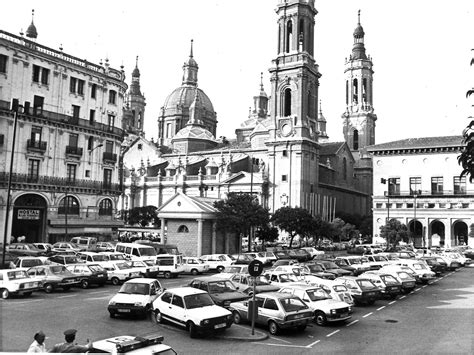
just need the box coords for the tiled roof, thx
[319,142,345,155]
[367,135,464,151]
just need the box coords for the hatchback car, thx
[287,249,312,263]
[153,287,232,338]
[263,271,303,288]
[314,260,353,277]
[51,242,81,253]
[362,271,402,299]
[126,260,160,278]
[378,266,417,293]
[229,274,280,295]
[188,276,250,308]
[9,256,47,269]
[96,242,116,252]
[0,269,40,299]
[77,252,113,268]
[183,257,210,275]
[26,265,81,293]
[48,254,84,265]
[229,292,314,335]
[300,263,336,280]
[309,278,355,306]
[65,263,108,288]
[418,256,447,275]
[199,254,234,273]
[108,278,163,318]
[337,276,381,306]
[278,284,352,326]
[103,262,142,285]
[223,265,249,274]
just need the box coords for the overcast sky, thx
[2,1,473,144]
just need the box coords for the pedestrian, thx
[18,235,26,243]
[9,235,15,244]
[27,331,46,353]
[49,329,92,353]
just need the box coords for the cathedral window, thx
[353,130,359,150]
[285,20,293,53]
[362,78,367,103]
[58,196,80,215]
[177,225,189,233]
[99,199,113,216]
[345,81,349,105]
[342,157,347,181]
[298,19,305,51]
[352,79,358,104]
[283,88,292,116]
[281,175,288,182]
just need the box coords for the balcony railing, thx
[385,189,473,197]
[65,145,83,157]
[0,172,121,193]
[27,139,47,152]
[103,152,117,163]
[58,206,80,215]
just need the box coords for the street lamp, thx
[381,178,390,223]
[413,193,418,247]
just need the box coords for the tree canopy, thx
[122,206,159,227]
[458,55,474,181]
[271,206,316,248]
[379,219,409,247]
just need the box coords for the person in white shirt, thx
[27,331,46,353]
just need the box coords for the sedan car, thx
[9,256,47,269]
[108,278,163,318]
[103,262,142,285]
[26,265,81,293]
[7,243,45,257]
[48,254,84,265]
[65,263,108,289]
[51,242,81,253]
[230,292,314,335]
[0,269,40,299]
[287,249,312,263]
[418,256,447,275]
[263,271,303,288]
[362,271,402,299]
[183,257,210,275]
[229,274,280,295]
[337,276,381,306]
[188,276,250,308]
[300,263,336,280]
[199,254,234,273]
[152,287,233,338]
[378,266,417,293]
[314,260,353,277]
[96,242,116,252]
[334,256,372,275]
[126,260,160,278]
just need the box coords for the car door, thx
[259,298,280,325]
[158,292,173,320]
[149,281,161,303]
[169,295,187,327]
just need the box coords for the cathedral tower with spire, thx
[342,10,377,195]
[266,0,321,211]
[126,56,146,136]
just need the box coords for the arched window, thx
[137,112,142,129]
[352,78,358,104]
[177,225,189,233]
[99,198,113,216]
[88,137,93,150]
[362,78,367,103]
[278,24,281,53]
[342,157,347,181]
[353,130,359,150]
[299,19,305,51]
[286,21,293,53]
[284,88,292,116]
[345,81,349,105]
[58,196,79,215]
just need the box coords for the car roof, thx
[255,292,296,299]
[164,286,206,296]
[78,251,98,255]
[279,283,322,291]
[124,278,160,284]
[191,276,230,282]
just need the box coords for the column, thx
[211,221,217,254]
[197,219,203,257]
[160,218,165,244]
[225,232,230,254]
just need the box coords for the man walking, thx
[49,329,92,353]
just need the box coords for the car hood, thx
[311,298,350,309]
[109,293,149,305]
[211,292,249,302]
[187,305,231,318]
[252,284,281,293]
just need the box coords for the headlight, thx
[201,319,210,326]
[134,302,145,307]
[226,314,232,320]
[109,301,116,306]
[348,306,352,313]
[330,309,336,315]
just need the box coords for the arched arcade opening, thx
[12,194,48,243]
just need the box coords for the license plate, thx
[118,309,130,313]
[294,314,304,319]
[214,323,226,329]
[98,274,104,277]
[367,292,375,296]
[339,313,348,318]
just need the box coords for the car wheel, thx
[154,309,163,324]
[268,320,279,335]
[81,279,89,289]
[111,277,120,286]
[44,284,54,293]
[296,325,307,332]
[164,272,171,279]
[217,266,225,273]
[315,311,327,326]
[233,311,242,324]
[1,289,10,299]
[191,269,199,276]
[188,322,198,338]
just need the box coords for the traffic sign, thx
[248,260,264,277]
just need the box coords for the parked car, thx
[152,287,233,338]
[223,265,248,274]
[0,252,17,270]
[273,250,292,262]
[65,263,108,288]
[51,242,81,253]
[334,256,371,275]
[418,256,447,275]
[300,263,336,280]
[99,252,128,264]
[362,271,402,299]
[378,266,417,293]
[155,254,184,279]
[360,255,390,270]
[77,252,113,268]
[261,251,278,265]
[126,260,160,278]
[314,260,352,277]
[48,254,84,265]
[103,262,142,285]
[435,254,461,270]
[96,242,116,252]
[90,334,176,354]
[278,283,352,326]
[300,247,325,259]
[228,273,280,295]
[70,237,98,251]
[33,243,53,254]
[26,264,81,293]
[231,254,254,265]
[396,251,417,259]
[262,271,303,288]
[108,278,163,318]
[229,292,314,335]
[9,256,47,269]
[188,276,249,308]
[313,278,355,306]
[287,249,312,263]
[7,243,45,257]
[272,259,299,268]
[0,269,40,299]
[337,276,381,306]
[245,252,272,266]
[397,259,436,284]
[199,254,234,273]
[182,257,210,275]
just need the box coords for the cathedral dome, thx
[172,124,216,142]
[162,86,215,119]
[353,24,364,39]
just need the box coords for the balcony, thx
[65,145,83,157]
[27,139,47,152]
[103,152,117,163]
[384,190,473,198]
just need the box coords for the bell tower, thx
[128,56,146,136]
[266,0,321,212]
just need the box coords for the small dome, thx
[353,24,364,38]
[132,66,140,77]
[26,21,37,39]
[185,56,198,67]
[172,125,216,142]
[162,86,215,119]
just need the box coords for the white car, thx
[152,287,233,338]
[90,334,176,355]
[301,247,325,259]
[223,265,248,274]
[77,251,114,269]
[199,254,234,273]
[126,260,160,278]
[262,271,303,287]
[108,278,163,318]
[0,269,40,299]
[310,278,355,306]
[99,252,128,264]
[183,257,210,275]
[278,283,352,326]
[244,252,271,265]
[104,262,142,285]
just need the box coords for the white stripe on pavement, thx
[399,296,406,299]
[57,295,76,298]
[377,306,385,311]
[326,330,340,337]
[362,312,373,318]
[388,301,396,305]
[306,339,320,348]
[346,319,359,327]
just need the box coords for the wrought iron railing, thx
[384,189,473,197]
[27,139,47,151]
[65,146,83,156]
[103,152,117,162]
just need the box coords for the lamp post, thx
[2,101,21,268]
[413,194,418,247]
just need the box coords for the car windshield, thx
[184,293,215,309]
[109,254,126,261]
[338,259,350,266]
[208,280,237,293]
[25,244,39,250]
[333,285,349,292]
[356,279,377,290]
[130,261,146,268]
[373,255,387,262]
[279,273,299,283]
[257,252,266,258]
[380,275,398,285]
[119,283,149,295]
[321,261,338,269]
[21,259,43,267]
[91,254,108,262]
[397,272,412,280]
[116,263,130,270]
[306,288,331,301]
[7,270,29,279]
[64,256,80,263]
[280,297,308,312]
[139,248,157,257]
[88,265,104,272]
[306,264,324,273]
[50,266,68,274]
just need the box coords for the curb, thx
[214,330,269,342]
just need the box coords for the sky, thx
[2,0,473,144]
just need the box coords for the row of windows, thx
[375,202,470,209]
[58,196,113,216]
[385,176,467,194]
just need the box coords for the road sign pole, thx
[251,277,256,335]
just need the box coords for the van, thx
[115,243,157,262]
[155,254,184,279]
[70,237,98,251]
[135,241,180,255]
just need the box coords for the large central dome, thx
[162,85,215,117]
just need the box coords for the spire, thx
[130,55,141,95]
[132,56,140,77]
[182,39,199,86]
[26,9,38,39]
[188,89,203,125]
[252,72,268,118]
[352,10,367,60]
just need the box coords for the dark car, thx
[338,276,381,306]
[48,255,84,265]
[314,260,352,277]
[231,254,254,265]
[287,249,312,263]
[66,263,108,288]
[188,276,250,308]
[26,265,81,293]
[301,263,336,280]
[273,250,292,261]
[272,259,299,268]
[7,243,45,257]
[0,252,17,269]
[419,256,447,276]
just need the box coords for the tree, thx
[271,207,315,248]
[458,54,474,181]
[359,215,373,238]
[214,192,269,251]
[255,225,279,249]
[123,206,159,227]
[379,219,409,248]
